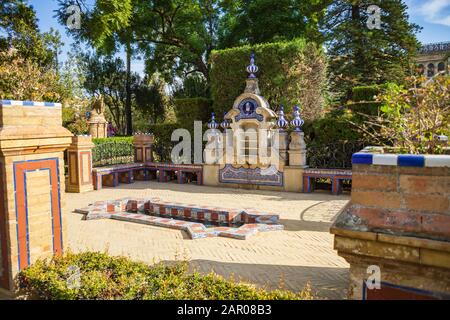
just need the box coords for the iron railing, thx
[306,141,367,169]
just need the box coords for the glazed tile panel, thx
[75,198,283,240]
[352,146,450,167]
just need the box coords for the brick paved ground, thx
[65,181,350,299]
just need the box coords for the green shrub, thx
[346,101,382,117]
[18,252,312,300]
[92,136,134,145]
[173,97,213,125]
[148,122,208,162]
[351,84,388,102]
[92,137,134,167]
[210,39,327,119]
[303,114,363,145]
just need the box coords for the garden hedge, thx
[148,122,209,163]
[210,39,327,120]
[351,84,388,102]
[173,97,213,125]
[18,252,312,300]
[92,136,134,167]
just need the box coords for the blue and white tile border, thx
[352,146,450,168]
[0,100,62,107]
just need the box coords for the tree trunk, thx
[125,43,133,136]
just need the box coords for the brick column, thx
[0,100,72,293]
[331,147,450,300]
[133,133,154,163]
[66,135,94,193]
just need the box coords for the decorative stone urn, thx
[331,146,450,300]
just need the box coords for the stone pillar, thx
[276,131,289,166]
[133,133,154,163]
[88,119,107,138]
[66,135,94,193]
[331,147,450,300]
[288,131,307,166]
[0,100,72,293]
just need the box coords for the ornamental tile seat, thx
[75,198,283,240]
[302,168,352,195]
[92,162,204,190]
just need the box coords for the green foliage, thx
[218,0,327,48]
[93,136,134,145]
[346,101,382,117]
[210,39,327,120]
[303,112,363,145]
[0,0,61,69]
[172,74,210,99]
[134,74,171,124]
[147,122,208,163]
[0,50,61,101]
[358,75,450,154]
[62,106,89,135]
[173,98,213,125]
[325,0,421,101]
[18,252,312,300]
[92,137,134,167]
[351,84,388,102]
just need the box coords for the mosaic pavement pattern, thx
[75,198,284,240]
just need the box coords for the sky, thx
[29,0,450,76]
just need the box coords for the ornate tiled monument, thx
[0,100,73,292]
[203,54,308,192]
[331,147,450,299]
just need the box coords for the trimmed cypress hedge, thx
[210,39,327,120]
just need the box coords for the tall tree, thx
[0,0,62,70]
[134,0,224,83]
[324,0,421,101]
[79,51,140,134]
[218,0,327,48]
[56,0,136,134]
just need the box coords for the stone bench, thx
[75,198,283,240]
[303,168,352,195]
[92,162,203,190]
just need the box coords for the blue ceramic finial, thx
[246,53,259,78]
[220,112,230,130]
[276,105,289,131]
[290,105,304,132]
[208,112,219,129]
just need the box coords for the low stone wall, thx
[331,147,450,299]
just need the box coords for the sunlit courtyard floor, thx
[65,181,350,299]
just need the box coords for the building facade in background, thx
[416,42,450,78]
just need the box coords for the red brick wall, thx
[350,164,450,239]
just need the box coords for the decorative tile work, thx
[0,100,62,107]
[13,158,63,270]
[352,146,450,167]
[235,98,264,122]
[75,198,283,240]
[219,164,284,186]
